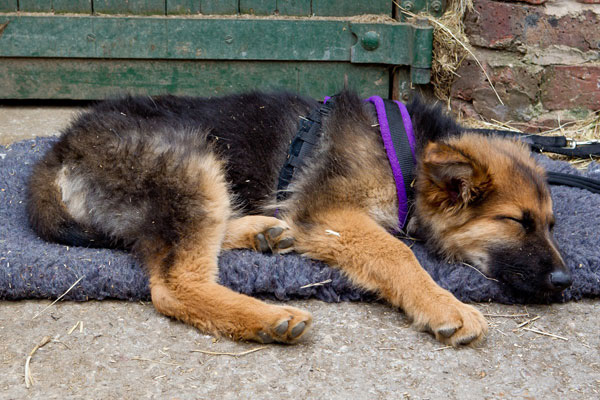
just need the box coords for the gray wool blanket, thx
[1,137,600,304]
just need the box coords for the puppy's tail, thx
[27,158,115,249]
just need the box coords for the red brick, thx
[464,0,523,50]
[451,54,543,121]
[541,65,600,111]
[465,0,600,51]
[450,59,488,102]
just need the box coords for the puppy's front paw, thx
[254,223,294,254]
[412,292,488,346]
[224,216,294,253]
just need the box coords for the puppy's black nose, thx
[549,270,572,290]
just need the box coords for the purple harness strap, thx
[366,96,416,231]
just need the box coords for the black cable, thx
[547,172,600,194]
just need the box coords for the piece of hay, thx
[24,336,51,388]
[190,347,267,357]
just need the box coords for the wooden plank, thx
[0,1,18,12]
[312,0,391,16]
[0,16,357,61]
[94,0,166,15]
[94,18,168,58]
[200,0,238,14]
[18,0,52,12]
[52,0,92,14]
[167,0,200,14]
[166,19,352,61]
[297,63,389,99]
[391,67,411,100]
[0,17,95,57]
[239,0,275,15]
[277,0,310,16]
[53,0,92,13]
[0,58,390,100]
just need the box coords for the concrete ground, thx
[1,105,599,399]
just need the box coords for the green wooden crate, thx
[0,1,435,100]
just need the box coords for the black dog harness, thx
[276,99,336,203]
[365,96,416,231]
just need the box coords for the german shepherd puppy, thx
[27,90,571,346]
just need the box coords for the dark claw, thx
[266,227,284,240]
[255,233,270,253]
[257,331,274,344]
[437,327,457,338]
[457,334,478,345]
[275,320,289,336]
[290,322,306,339]
[422,325,434,334]
[276,237,294,250]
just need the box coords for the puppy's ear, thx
[420,142,492,210]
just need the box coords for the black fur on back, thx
[76,92,317,213]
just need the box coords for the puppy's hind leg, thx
[148,254,311,343]
[142,158,310,344]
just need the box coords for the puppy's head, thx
[412,133,571,297]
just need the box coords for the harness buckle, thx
[565,138,600,149]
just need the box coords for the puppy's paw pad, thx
[257,331,274,344]
[266,227,284,241]
[455,334,479,346]
[254,233,270,253]
[436,327,457,339]
[274,320,289,336]
[275,237,294,250]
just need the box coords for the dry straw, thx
[428,0,484,105]
[24,336,51,388]
[394,0,496,106]
[190,346,267,357]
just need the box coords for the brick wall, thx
[449,0,600,132]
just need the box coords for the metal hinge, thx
[350,20,433,84]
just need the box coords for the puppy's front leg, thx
[291,208,488,346]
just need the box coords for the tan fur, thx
[56,165,89,223]
[416,134,556,266]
